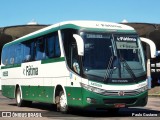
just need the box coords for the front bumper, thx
[82,88,148,109]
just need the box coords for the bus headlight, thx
[136,85,148,93]
[80,83,105,94]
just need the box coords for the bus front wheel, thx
[57,91,68,113]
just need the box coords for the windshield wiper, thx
[104,56,114,81]
[104,56,121,82]
[120,57,136,82]
[104,45,119,82]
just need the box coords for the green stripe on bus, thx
[41,57,65,64]
[1,64,21,69]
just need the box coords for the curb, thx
[148,94,160,97]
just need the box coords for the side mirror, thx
[140,37,156,58]
[73,34,84,56]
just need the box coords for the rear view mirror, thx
[140,37,156,58]
[73,34,84,56]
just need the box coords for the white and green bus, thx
[1,21,148,112]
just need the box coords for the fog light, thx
[86,98,96,104]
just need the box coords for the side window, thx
[22,42,31,62]
[5,45,14,65]
[2,45,16,65]
[2,47,9,65]
[55,36,61,57]
[71,44,80,74]
[22,40,35,62]
[9,45,15,64]
[46,35,54,58]
[1,32,61,65]
[36,37,45,60]
[61,29,79,73]
[46,32,61,59]
[15,44,23,64]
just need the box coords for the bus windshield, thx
[81,32,146,84]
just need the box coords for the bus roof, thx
[4,20,136,47]
[60,21,135,30]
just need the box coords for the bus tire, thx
[16,87,32,107]
[57,91,68,113]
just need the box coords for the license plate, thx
[114,103,126,108]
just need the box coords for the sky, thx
[0,0,160,27]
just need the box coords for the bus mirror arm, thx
[73,34,84,56]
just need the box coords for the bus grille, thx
[101,90,141,96]
[103,98,137,104]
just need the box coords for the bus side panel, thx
[42,60,68,104]
[20,61,54,103]
[65,86,83,107]
[19,61,68,104]
[1,66,21,99]
[2,84,15,98]
[64,73,83,107]
[21,85,54,103]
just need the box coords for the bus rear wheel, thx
[16,87,32,107]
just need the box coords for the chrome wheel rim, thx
[59,93,67,111]
[16,90,21,104]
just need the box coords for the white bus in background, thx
[150,50,160,87]
[1,21,148,113]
